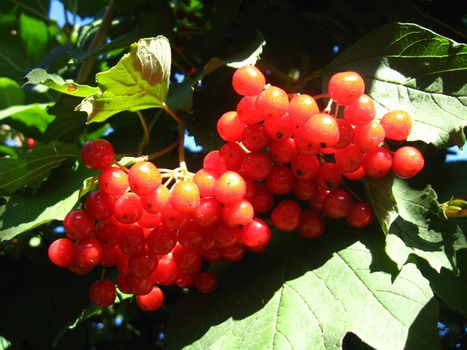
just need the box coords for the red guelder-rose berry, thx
[48,238,75,267]
[240,152,272,181]
[150,255,181,286]
[81,139,114,170]
[264,112,295,141]
[114,192,143,224]
[380,110,413,141]
[322,189,353,219]
[118,224,145,255]
[85,191,114,221]
[328,71,365,106]
[232,65,265,96]
[146,225,177,255]
[64,209,94,240]
[98,167,129,197]
[250,184,274,213]
[291,153,320,180]
[237,95,263,124]
[140,185,170,213]
[362,147,393,178]
[136,286,164,311]
[203,151,228,174]
[343,94,375,126]
[217,111,246,142]
[298,211,325,239]
[334,144,363,173]
[172,244,202,274]
[305,113,340,148]
[193,168,219,198]
[268,137,297,163]
[194,197,221,227]
[346,202,374,228]
[128,161,162,196]
[315,163,343,190]
[89,280,116,307]
[195,271,219,293]
[255,86,289,120]
[214,171,247,205]
[170,181,201,213]
[128,250,158,278]
[392,146,424,179]
[160,202,190,229]
[271,199,302,232]
[240,218,271,250]
[221,199,254,227]
[242,123,271,152]
[353,120,385,151]
[288,94,319,128]
[219,142,246,170]
[74,237,103,269]
[266,165,294,195]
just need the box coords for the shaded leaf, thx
[0,164,95,241]
[365,176,466,272]
[75,36,171,123]
[324,22,467,147]
[0,77,24,107]
[167,227,439,350]
[0,141,79,194]
[24,68,99,97]
[19,13,49,62]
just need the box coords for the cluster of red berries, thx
[47,65,425,311]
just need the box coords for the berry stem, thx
[112,160,129,173]
[161,103,187,128]
[341,182,365,202]
[178,126,188,173]
[312,93,330,101]
[147,139,179,160]
[136,111,150,147]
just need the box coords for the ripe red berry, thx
[343,166,366,181]
[392,146,424,179]
[343,94,376,126]
[305,113,340,148]
[203,151,228,174]
[380,110,413,141]
[219,142,247,170]
[240,152,272,181]
[160,202,190,229]
[98,167,129,197]
[170,181,201,213]
[270,199,302,232]
[266,165,294,195]
[136,286,164,311]
[328,71,365,106]
[232,65,265,96]
[294,126,321,155]
[74,237,103,269]
[193,168,220,198]
[239,218,271,250]
[315,163,343,190]
[362,147,393,178]
[353,120,385,151]
[210,222,240,249]
[346,202,374,228]
[293,179,317,201]
[334,144,363,173]
[146,224,177,255]
[291,153,320,180]
[85,191,114,221]
[334,119,355,149]
[221,199,254,227]
[48,238,75,267]
[288,94,319,128]
[255,86,289,120]
[114,192,143,224]
[64,209,95,240]
[150,255,181,286]
[242,123,271,152]
[194,198,222,227]
[118,224,145,255]
[268,137,297,163]
[195,271,219,293]
[298,211,325,239]
[128,161,162,196]
[172,244,202,274]
[95,218,122,248]
[128,250,158,278]
[214,171,246,205]
[237,95,263,124]
[89,280,116,307]
[322,189,353,219]
[140,185,170,213]
[250,184,274,213]
[217,111,247,142]
[81,139,115,170]
[264,112,295,141]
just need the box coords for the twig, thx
[162,103,187,128]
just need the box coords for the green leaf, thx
[0,164,95,241]
[75,36,171,123]
[19,13,48,62]
[0,77,24,108]
[0,141,80,194]
[166,228,439,350]
[365,176,467,273]
[24,68,99,97]
[324,22,467,147]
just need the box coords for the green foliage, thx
[0,1,466,349]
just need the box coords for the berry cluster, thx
[47,65,425,311]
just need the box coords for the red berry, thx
[343,94,376,126]
[346,202,374,228]
[195,271,219,293]
[293,179,317,201]
[150,255,181,286]
[242,123,271,152]
[203,151,228,174]
[392,146,424,179]
[194,197,221,227]
[172,244,202,274]
[136,286,164,311]
[322,189,353,219]
[219,142,246,170]
[85,191,114,221]
[240,152,272,181]
[334,144,363,173]
[193,168,219,198]
[264,112,295,140]
[221,199,254,227]
[315,163,343,190]
[118,224,145,255]
[255,86,289,120]
[64,209,94,240]
[171,181,201,213]
[74,237,103,269]
[298,211,325,239]
[328,71,365,106]
[160,202,190,229]
[213,171,246,205]
[305,113,340,148]
[146,224,177,255]
[98,167,129,197]
[333,119,355,149]
[232,65,265,96]
[268,137,297,163]
[217,111,246,142]
[266,165,294,195]
[81,139,115,170]
[250,184,274,213]
[271,199,302,232]
[95,218,122,248]
[140,185,170,213]
[128,250,158,278]
[288,94,319,128]
[239,218,271,250]
[89,280,116,307]
[343,166,366,181]
[294,126,321,154]
[353,120,385,151]
[114,192,143,224]
[48,238,75,267]
[291,153,320,180]
[381,110,413,141]
[128,161,162,196]
[362,147,393,178]
[237,95,263,124]
[177,220,205,249]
